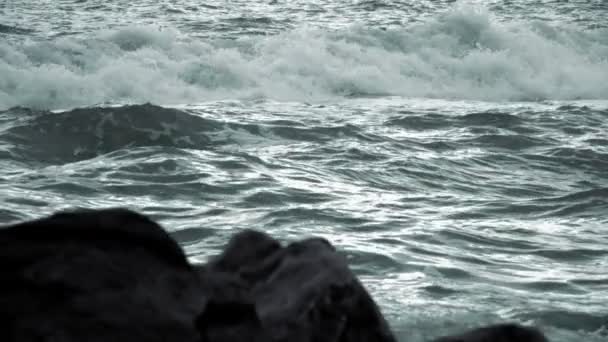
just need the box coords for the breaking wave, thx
[1,5,607,110]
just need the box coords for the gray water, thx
[1,1,607,341]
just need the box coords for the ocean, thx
[1,0,607,341]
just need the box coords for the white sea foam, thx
[1,6,607,110]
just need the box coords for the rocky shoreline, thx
[0,208,548,342]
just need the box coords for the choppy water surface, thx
[1,1,607,341]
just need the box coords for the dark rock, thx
[0,208,549,342]
[0,209,396,342]
[0,208,203,342]
[197,231,396,342]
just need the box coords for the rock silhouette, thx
[0,209,548,342]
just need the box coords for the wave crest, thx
[1,6,607,110]
[2,104,216,163]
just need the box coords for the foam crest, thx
[1,5,607,110]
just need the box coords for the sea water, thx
[1,1,607,341]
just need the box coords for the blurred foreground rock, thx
[0,209,547,342]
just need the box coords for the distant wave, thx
[1,5,608,110]
[1,104,216,164]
